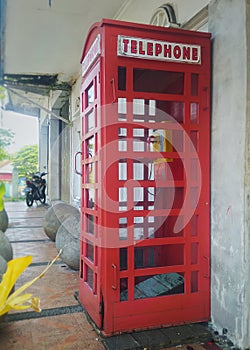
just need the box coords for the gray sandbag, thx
[0,230,13,262]
[0,209,8,233]
[0,254,7,283]
[55,215,80,270]
[43,202,80,241]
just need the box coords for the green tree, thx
[12,145,38,177]
[0,128,14,161]
[0,86,6,101]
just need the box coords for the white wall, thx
[115,0,209,26]
[209,0,249,347]
[70,77,82,208]
[244,1,250,343]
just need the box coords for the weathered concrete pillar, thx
[48,117,60,201]
[12,166,18,198]
[39,123,49,178]
[209,0,250,347]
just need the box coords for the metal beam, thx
[5,86,70,124]
[3,73,71,94]
[181,5,208,31]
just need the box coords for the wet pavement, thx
[0,201,103,350]
[0,201,224,350]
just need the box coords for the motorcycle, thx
[25,172,47,207]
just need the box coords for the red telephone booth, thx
[79,19,211,336]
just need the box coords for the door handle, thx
[74,151,82,176]
[112,263,118,290]
[110,78,116,103]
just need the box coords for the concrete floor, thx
[0,201,223,350]
[0,201,103,350]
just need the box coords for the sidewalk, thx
[0,201,223,350]
[0,201,104,350]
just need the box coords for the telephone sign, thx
[117,35,201,64]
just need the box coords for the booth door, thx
[105,62,210,334]
[79,61,104,329]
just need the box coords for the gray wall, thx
[209,0,249,347]
[48,117,60,201]
[60,122,71,203]
[244,0,250,344]
[39,123,48,174]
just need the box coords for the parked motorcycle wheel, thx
[26,193,34,207]
[40,193,46,204]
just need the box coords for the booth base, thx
[101,323,214,350]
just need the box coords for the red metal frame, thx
[79,19,211,336]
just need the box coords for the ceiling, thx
[0,0,130,115]
[2,0,130,83]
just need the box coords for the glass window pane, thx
[133,162,144,180]
[133,99,145,115]
[134,69,184,94]
[191,187,199,209]
[190,131,198,151]
[191,158,199,181]
[86,163,95,183]
[134,187,143,202]
[134,244,184,269]
[119,128,127,136]
[133,140,145,152]
[119,187,127,211]
[134,273,184,299]
[86,188,95,209]
[190,102,199,123]
[86,240,94,262]
[191,73,199,96]
[149,100,156,116]
[191,243,199,265]
[118,66,126,91]
[133,128,145,137]
[120,278,128,301]
[118,140,127,151]
[118,98,127,114]
[119,217,127,240]
[86,83,94,107]
[85,109,95,132]
[86,214,94,235]
[119,161,127,180]
[191,271,198,293]
[86,136,95,158]
[86,265,93,289]
[153,187,184,210]
[153,216,184,238]
[134,216,145,240]
[120,248,127,270]
[190,215,198,237]
[156,101,184,123]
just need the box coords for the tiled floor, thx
[1,201,104,350]
[0,201,222,350]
